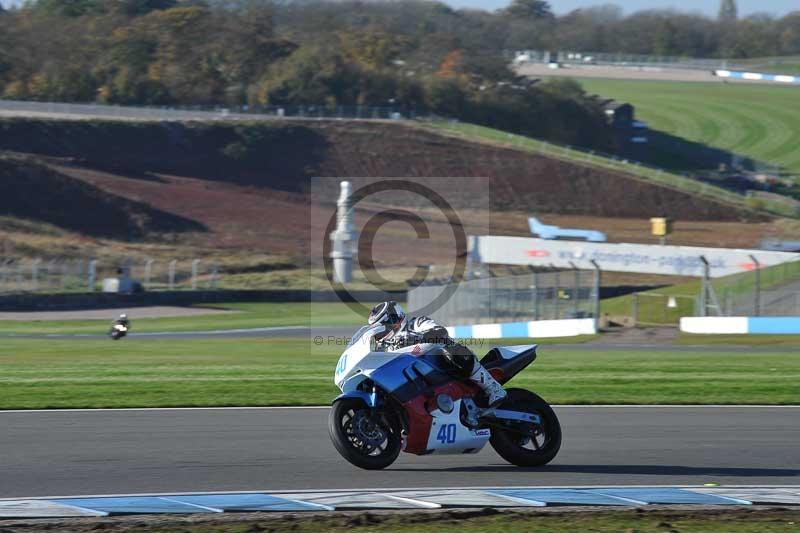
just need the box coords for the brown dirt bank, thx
[0,118,782,272]
[0,118,764,222]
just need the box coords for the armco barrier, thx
[447,318,597,339]
[680,316,800,334]
[714,70,800,85]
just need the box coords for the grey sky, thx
[449,0,796,17]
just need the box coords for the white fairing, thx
[334,325,399,391]
[425,400,491,454]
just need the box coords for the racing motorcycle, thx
[108,322,129,340]
[329,325,561,470]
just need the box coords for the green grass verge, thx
[140,508,800,533]
[677,333,800,346]
[0,302,371,335]
[421,120,772,213]
[1,337,797,409]
[577,79,800,179]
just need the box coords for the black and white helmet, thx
[368,301,406,342]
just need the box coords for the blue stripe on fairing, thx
[453,326,473,338]
[368,354,419,392]
[748,317,800,334]
[500,322,529,337]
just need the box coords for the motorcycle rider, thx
[367,301,507,407]
[112,313,130,330]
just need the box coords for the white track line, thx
[1,405,798,414]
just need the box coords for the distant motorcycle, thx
[329,325,561,470]
[108,316,130,340]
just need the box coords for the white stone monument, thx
[329,181,357,283]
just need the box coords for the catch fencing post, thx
[144,259,154,288]
[191,259,200,290]
[31,259,40,292]
[570,262,580,318]
[698,256,722,317]
[88,260,96,292]
[699,257,709,317]
[209,264,219,289]
[591,260,601,329]
[47,259,57,291]
[168,260,177,290]
[553,270,560,320]
[749,254,761,316]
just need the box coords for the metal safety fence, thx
[407,270,599,327]
[629,259,800,325]
[712,259,800,317]
[508,49,728,71]
[0,258,221,294]
[0,99,423,123]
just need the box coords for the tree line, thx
[0,0,797,150]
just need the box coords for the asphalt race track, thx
[1,407,798,499]
[6,326,799,352]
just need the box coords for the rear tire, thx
[328,399,402,470]
[490,388,561,467]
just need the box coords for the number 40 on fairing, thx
[436,423,456,444]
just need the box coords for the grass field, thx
[577,79,800,177]
[0,302,370,335]
[1,336,797,409]
[424,121,761,212]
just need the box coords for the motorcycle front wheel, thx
[328,399,402,470]
[489,388,562,467]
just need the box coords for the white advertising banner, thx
[470,236,799,278]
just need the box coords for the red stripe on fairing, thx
[401,380,480,455]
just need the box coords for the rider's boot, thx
[468,360,507,407]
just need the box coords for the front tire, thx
[490,388,561,467]
[328,399,402,470]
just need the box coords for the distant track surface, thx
[3,326,799,352]
[516,64,726,83]
[1,406,798,498]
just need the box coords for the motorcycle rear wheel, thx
[328,399,402,470]
[489,388,561,467]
